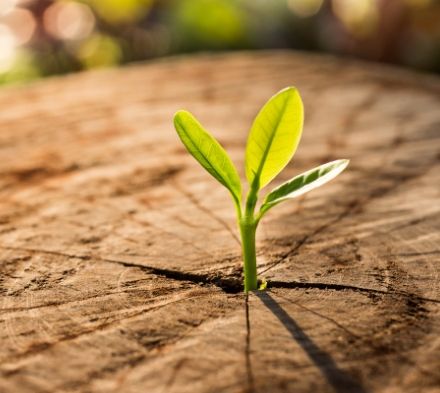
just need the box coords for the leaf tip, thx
[277,85,300,98]
[173,109,189,123]
[340,159,350,168]
[280,85,297,92]
[173,110,198,136]
[329,159,350,176]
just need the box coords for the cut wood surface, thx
[0,51,439,393]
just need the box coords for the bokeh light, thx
[173,0,247,48]
[44,1,95,41]
[0,0,439,85]
[0,0,18,17]
[332,0,379,38]
[78,33,122,69]
[86,0,153,24]
[4,7,36,45]
[0,24,17,72]
[288,0,324,18]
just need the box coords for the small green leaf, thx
[174,110,242,204]
[259,159,349,216]
[258,278,267,291]
[245,86,304,191]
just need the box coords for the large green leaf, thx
[174,110,242,204]
[245,87,304,191]
[259,159,349,216]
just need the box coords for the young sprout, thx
[174,87,348,292]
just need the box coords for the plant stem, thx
[240,218,258,292]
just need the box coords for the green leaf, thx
[174,110,242,204]
[245,86,304,191]
[258,278,267,291]
[259,159,349,216]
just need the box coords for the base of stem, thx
[240,220,258,293]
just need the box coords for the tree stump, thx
[0,51,439,393]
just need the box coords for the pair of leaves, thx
[173,87,348,217]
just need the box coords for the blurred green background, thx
[0,0,439,85]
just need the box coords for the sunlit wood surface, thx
[0,51,439,393]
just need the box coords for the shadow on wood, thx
[257,292,368,393]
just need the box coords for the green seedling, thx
[174,87,348,292]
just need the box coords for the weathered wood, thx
[0,51,439,393]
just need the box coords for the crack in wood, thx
[174,181,241,245]
[1,52,439,393]
[1,290,210,364]
[2,245,438,303]
[244,294,255,393]
[0,245,243,294]
[268,280,440,304]
[258,200,358,275]
[1,285,180,313]
[274,292,361,339]
[257,292,369,393]
[258,157,438,276]
[121,214,214,259]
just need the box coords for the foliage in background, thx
[0,0,439,85]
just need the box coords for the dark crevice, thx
[109,255,440,304]
[99,254,243,293]
[137,265,243,294]
[2,245,439,302]
[245,294,255,393]
[0,245,244,294]
[268,280,440,304]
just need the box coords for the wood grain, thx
[0,51,439,393]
